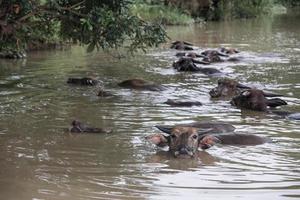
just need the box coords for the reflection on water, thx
[0,12,300,200]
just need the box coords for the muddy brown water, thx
[0,12,300,200]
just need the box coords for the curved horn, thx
[236,83,251,89]
[217,52,229,57]
[263,91,283,97]
[192,59,210,65]
[183,41,193,46]
[266,98,287,108]
[197,128,214,136]
[155,125,172,134]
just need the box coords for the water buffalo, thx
[164,99,202,107]
[146,126,268,157]
[175,52,206,58]
[146,126,213,157]
[219,47,240,55]
[271,110,300,120]
[69,120,112,134]
[210,78,284,99]
[202,53,224,63]
[170,41,194,50]
[209,78,251,98]
[97,89,112,97]
[231,89,300,120]
[230,89,287,111]
[201,50,228,57]
[172,57,221,75]
[199,133,270,150]
[67,77,99,86]
[118,79,165,91]
[147,122,236,157]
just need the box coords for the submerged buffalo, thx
[170,41,194,50]
[230,89,287,111]
[172,57,221,75]
[199,133,270,150]
[201,49,241,63]
[67,77,99,86]
[175,52,206,58]
[230,89,299,120]
[219,47,240,55]
[69,120,112,134]
[202,53,224,63]
[146,126,269,157]
[209,78,251,98]
[201,50,228,58]
[97,89,112,97]
[146,126,213,157]
[118,79,165,91]
[210,78,285,101]
[164,99,202,107]
[271,110,300,120]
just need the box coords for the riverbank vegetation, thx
[0,0,299,57]
[131,3,194,25]
[133,0,300,22]
[0,0,167,56]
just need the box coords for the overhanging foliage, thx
[0,0,167,53]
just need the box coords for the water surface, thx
[0,12,299,200]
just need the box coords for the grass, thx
[131,3,195,25]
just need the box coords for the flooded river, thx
[0,11,299,200]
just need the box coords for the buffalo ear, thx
[155,125,172,134]
[145,134,169,147]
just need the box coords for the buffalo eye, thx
[170,134,176,139]
[192,135,198,139]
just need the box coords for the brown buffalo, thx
[230,89,300,119]
[219,47,240,55]
[146,126,212,157]
[271,110,300,120]
[164,99,202,107]
[202,53,224,63]
[67,77,99,86]
[172,57,221,75]
[118,79,165,91]
[210,78,285,100]
[97,89,112,97]
[175,52,206,58]
[230,89,287,111]
[147,126,268,157]
[170,41,194,50]
[209,78,251,98]
[201,49,235,63]
[69,120,112,134]
[201,49,228,57]
[199,133,270,150]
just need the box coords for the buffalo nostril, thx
[179,148,188,154]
